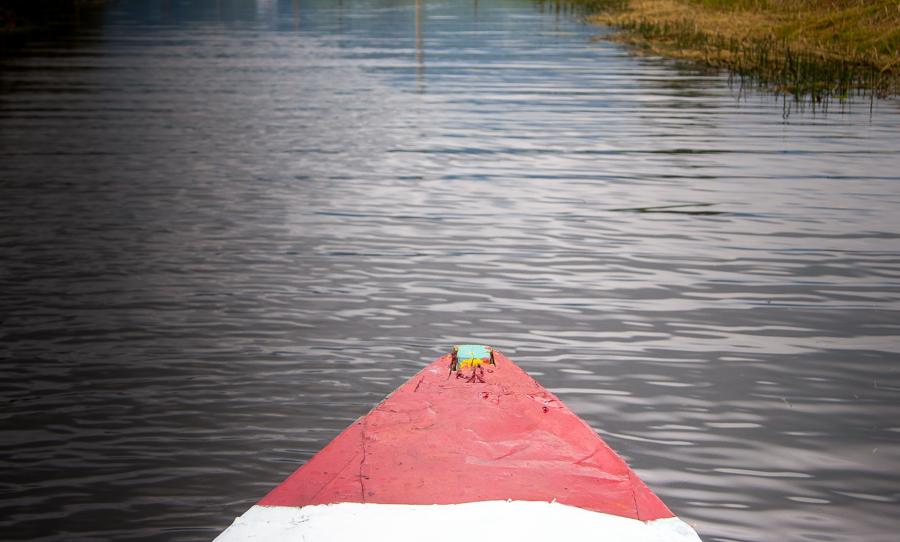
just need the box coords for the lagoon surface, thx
[2,1,900,541]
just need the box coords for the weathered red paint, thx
[259,351,673,522]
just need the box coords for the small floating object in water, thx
[214,346,702,542]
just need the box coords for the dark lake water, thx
[2,1,900,540]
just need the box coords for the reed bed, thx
[573,0,900,101]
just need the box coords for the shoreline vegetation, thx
[573,0,900,102]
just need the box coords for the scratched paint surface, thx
[260,352,671,521]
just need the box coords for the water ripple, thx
[2,1,900,542]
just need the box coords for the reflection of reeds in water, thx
[547,0,899,105]
[537,0,628,16]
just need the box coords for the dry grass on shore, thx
[585,0,900,100]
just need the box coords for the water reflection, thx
[416,0,424,92]
[292,0,301,31]
[1,1,899,542]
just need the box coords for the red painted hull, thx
[260,351,672,522]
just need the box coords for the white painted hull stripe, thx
[214,501,703,542]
